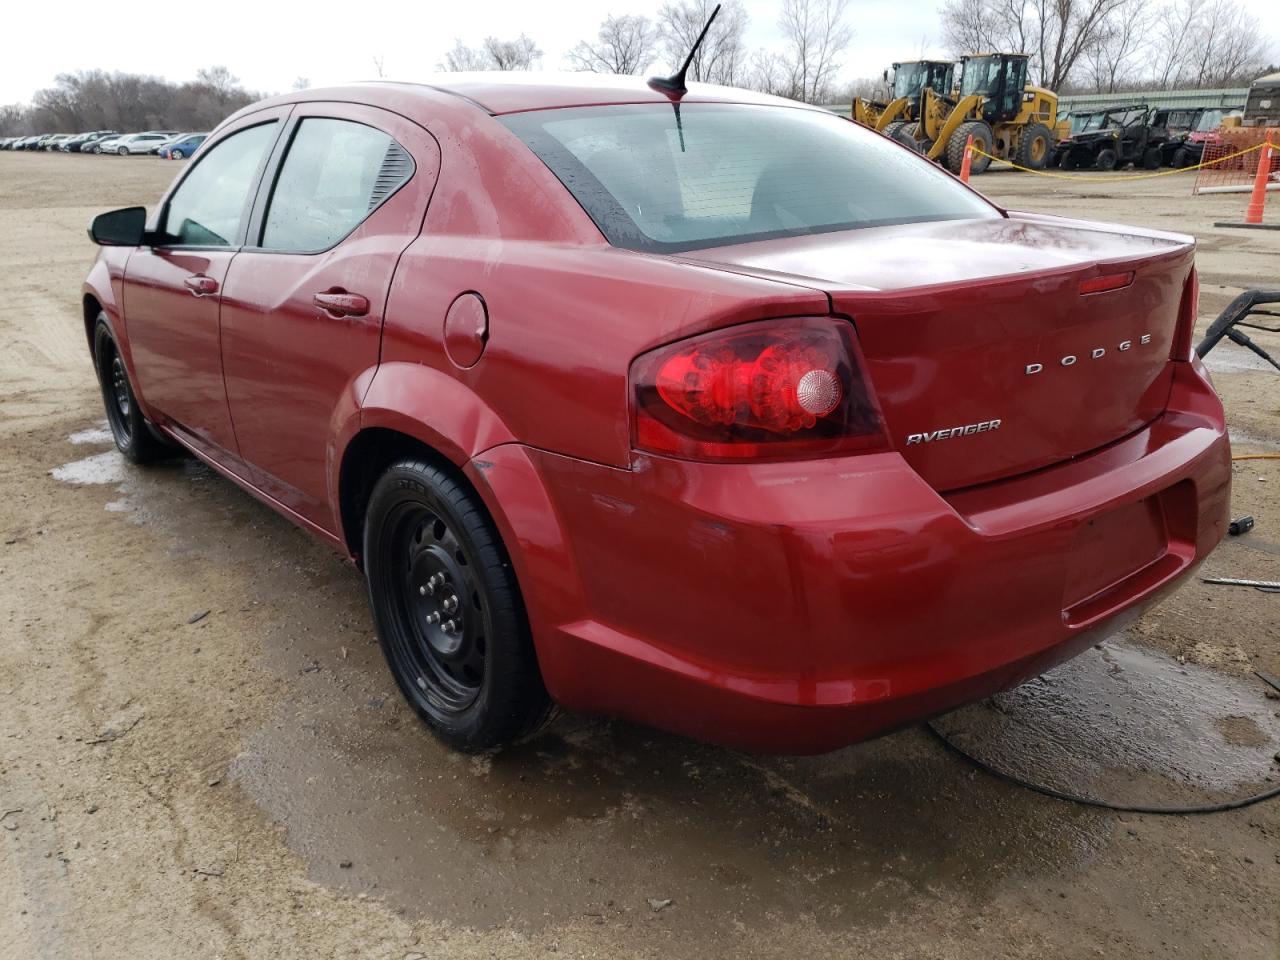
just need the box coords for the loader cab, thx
[891,60,956,101]
[960,53,1029,124]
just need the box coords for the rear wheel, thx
[946,121,993,175]
[1172,147,1190,168]
[1095,148,1118,171]
[93,318,168,464]
[890,124,924,153]
[1142,147,1162,169]
[363,459,553,751]
[1016,123,1052,170]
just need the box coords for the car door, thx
[219,103,439,531]
[122,111,286,464]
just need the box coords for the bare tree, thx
[20,69,264,133]
[942,0,1133,90]
[1188,0,1270,86]
[484,34,543,70]
[0,103,30,136]
[656,0,749,85]
[745,49,792,95]
[1152,0,1203,86]
[567,14,658,74]
[291,77,311,91]
[440,40,492,72]
[371,55,386,78]
[778,0,854,103]
[1082,2,1156,92]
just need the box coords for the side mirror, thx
[88,206,147,246]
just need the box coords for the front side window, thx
[162,122,277,247]
[260,118,413,252]
[502,103,997,254]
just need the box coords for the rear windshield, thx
[500,103,997,253]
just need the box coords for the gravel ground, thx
[0,151,1277,960]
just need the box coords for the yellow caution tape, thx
[969,140,1278,183]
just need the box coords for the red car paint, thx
[83,76,1230,754]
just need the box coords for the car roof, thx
[247,72,816,118]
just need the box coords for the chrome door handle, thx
[313,290,370,318]
[183,275,218,296]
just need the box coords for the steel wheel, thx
[364,459,553,750]
[93,317,168,463]
[386,500,488,714]
[100,335,134,446]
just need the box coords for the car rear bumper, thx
[471,358,1230,754]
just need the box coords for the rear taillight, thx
[631,317,886,461]
[1172,267,1199,361]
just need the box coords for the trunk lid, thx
[679,214,1195,491]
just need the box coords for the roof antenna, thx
[648,3,722,98]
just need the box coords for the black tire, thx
[1095,148,1118,171]
[1016,123,1053,170]
[1142,147,1162,169]
[946,120,993,175]
[93,317,168,464]
[881,120,905,141]
[171,148,184,160]
[1060,151,1078,170]
[891,124,924,152]
[363,459,553,751]
[1172,147,1190,168]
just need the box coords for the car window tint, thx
[502,104,997,254]
[163,122,276,247]
[260,118,413,252]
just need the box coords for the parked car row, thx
[0,130,207,159]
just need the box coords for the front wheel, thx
[363,459,553,751]
[946,121,993,175]
[1095,148,1118,171]
[93,318,168,463]
[171,148,184,160]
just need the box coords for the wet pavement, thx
[934,642,1280,808]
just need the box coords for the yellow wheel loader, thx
[852,60,956,137]
[893,53,1059,175]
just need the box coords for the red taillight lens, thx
[631,317,886,461]
[1079,271,1134,295]
[1172,267,1199,361]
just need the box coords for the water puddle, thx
[932,639,1280,808]
[50,450,127,485]
[68,422,113,445]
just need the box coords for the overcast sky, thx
[2,0,1277,104]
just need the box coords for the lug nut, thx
[418,585,428,596]
[426,612,441,624]
[443,595,458,613]
[442,619,456,634]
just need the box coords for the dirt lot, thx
[1,151,1278,960]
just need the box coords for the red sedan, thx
[82,75,1230,754]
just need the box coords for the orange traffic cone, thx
[1215,139,1280,231]
[1245,142,1273,225]
[959,134,974,184]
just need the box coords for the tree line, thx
[940,0,1274,94]
[0,66,263,137]
[2,0,1274,137]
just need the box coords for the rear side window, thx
[162,122,277,246]
[501,103,997,253]
[260,118,414,252]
